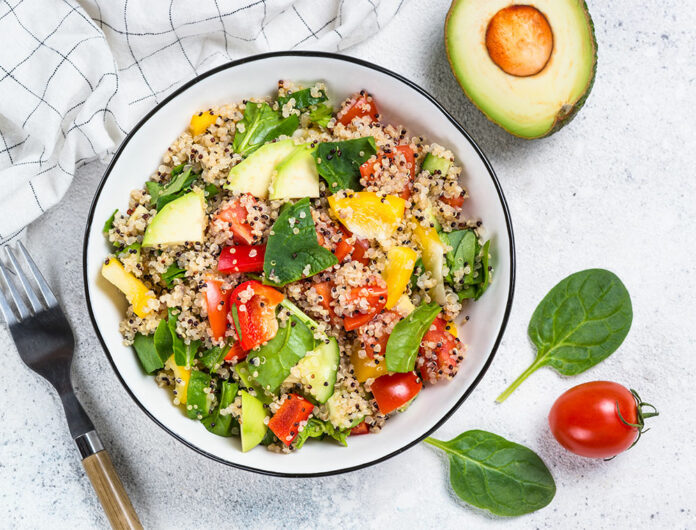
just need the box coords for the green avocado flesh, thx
[269,145,320,200]
[225,139,296,198]
[240,390,269,452]
[142,190,206,247]
[445,0,597,139]
[294,337,340,404]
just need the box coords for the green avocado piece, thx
[268,145,320,200]
[142,190,206,247]
[185,370,215,420]
[421,153,451,175]
[445,0,597,139]
[294,337,340,404]
[225,138,296,199]
[240,390,269,452]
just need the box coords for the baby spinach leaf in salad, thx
[202,381,239,437]
[153,319,173,362]
[103,209,118,236]
[315,137,377,192]
[293,418,350,449]
[162,263,186,287]
[247,315,315,393]
[204,183,220,198]
[425,430,556,516]
[385,302,441,373]
[198,344,230,371]
[117,242,141,261]
[440,229,491,301]
[496,269,632,403]
[233,102,299,157]
[234,361,273,404]
[264,198,338,287]
[165,308,200,367]
[277,87,328,109]
[186,370,213,419]
[147,165,197,210]
[309,103,333,128]
[132,333,164,373]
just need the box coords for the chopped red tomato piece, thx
[268,394,314,446]
[215,196,256,245]
[332,225,370,265]
[440,194,465,208]
[350,421,369,435]
[334,239,354,262]
[417,316,464,383]
[218,244,265,274]
[364,332,389,360]
[224,341,247,362]
[351,238,371,265]
[371,372,422,415]
[313,281,338,324]
[230,280,284,351]
[338,93,379,126]
[205,280,231,341]
[343,283,388,331]
[359,145,415,200]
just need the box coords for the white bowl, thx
[83,51,515,477]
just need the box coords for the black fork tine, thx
[16,241,58,307]
[5,245,43,313]
[0,257,30,321]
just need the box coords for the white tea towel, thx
[0,0,406,244]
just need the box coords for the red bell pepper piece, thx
[338,93,379,126]
[343,283,387,331]
[439,194,465,208]
[215,195,256,245]
[205,280,231,341]
[224,341,247,363]
[230,280,284,351]
[350,421,369,435]
[359,145,415,200]
[218,244,266,274]
[268,394,314,446]
[371,372,422,415]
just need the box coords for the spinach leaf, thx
[425,430,556,516]
[204,183,220,198]
[132,333,163,373]
[117,242,141,261]
[309,103,333,128]
[441,229,491,300]
[293,418,350,449]
[153,319,173,363]
[475,240,491,300]
[230,304,243,343]
[185,370,213,419]
[103,209,118,236]
[233,102,299,157]
[264,198,338,287]
[385,302,441,373]
[410,257,424,291]
[277,87,327,109]
[247,316,314,393]
[162,263,186,287]
[202,381,239,437]
[167,308,199,367]
[234,361,273,404]
[279,298,324,338]
[147,167,197,210]
[199,344,230,371]
[496,269,632,403]
[314,137,377,192]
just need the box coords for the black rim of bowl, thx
[82,50,516,478]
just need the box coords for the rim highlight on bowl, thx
[83,51,516,477]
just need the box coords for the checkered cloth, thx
[0,0,405,244]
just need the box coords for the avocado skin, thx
[444,0,598,140]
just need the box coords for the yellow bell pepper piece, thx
[383,246,417,309]
[166,355,191,404]
[350,348,387,383]
[328,192,406,239]
[101,258,156,318]
[414,224,447,305]
[189,111,219,136]
[445,320,458,338]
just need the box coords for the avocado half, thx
[445,0,597,139]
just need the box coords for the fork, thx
[0,242,142,530]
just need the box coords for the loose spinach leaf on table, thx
[309,103,334,128]
[202,381,239,437]
[293,418,350,449]
[385,302,441,373]
[496,268,632,403]
[264,198,338,287]
[247,315,315,393]
[277,87,327,109]
[132,333,164,373]
[162,263,186,287]
[314,137,377,192]
[232,102,299,157]
[425,430,556,517]
[147,166,197,210]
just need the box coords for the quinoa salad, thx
[101,81,492,453]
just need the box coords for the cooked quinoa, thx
[101,81,493,453]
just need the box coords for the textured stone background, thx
[2,0,695,528]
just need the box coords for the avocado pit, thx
[485,5,553,77]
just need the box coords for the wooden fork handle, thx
[82,450,143,530]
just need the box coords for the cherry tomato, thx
[338,93,378,125]
[230,280,284,350]
[417,316,463,383]
[215,196,256,245]
[205,280,230,341]
[350,421,370,435]
[371,372,422,415]
[343,283,388,331]
[440,194,465,208]
[548,381,658,459]
[359,145,415,199]
[217,244,265,273]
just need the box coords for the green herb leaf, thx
[103,209,118,236]
[247,316,315,393]
[233,102,299,157]
[162,263,186,287]
[309,103,334,128]
[202,381,239,437]
[132,333,164,373]
[293,418,350,449]
[199,344,230,371]
[425,430,556,517]
[385,302,441,373]
[264,198,338,287]
[153,319,173,363]
[277,87,328,109]
[314,137,377,192]
[496,269,632,403]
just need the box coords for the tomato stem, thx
[612,388,659,456]
[495,357,546,403]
